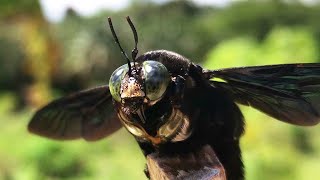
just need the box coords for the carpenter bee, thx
[28,17,320,180]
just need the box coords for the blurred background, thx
[1,0,320,179]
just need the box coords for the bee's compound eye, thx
[109,64,128,102]
[142,61,170,101]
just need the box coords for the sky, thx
[39,0,231,22]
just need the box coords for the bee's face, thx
[109,60,171,109]
[109,60,175,144]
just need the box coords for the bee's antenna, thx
[108,17,132,75]
[126,16,138,62]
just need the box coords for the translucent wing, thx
[28,86,122,141]
[205,63,320,126]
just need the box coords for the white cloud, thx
[39,0,231,22]
[192,0,230,7]
[40,0,130,22]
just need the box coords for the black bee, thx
[28,17,320,180]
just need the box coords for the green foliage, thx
[204,26,318,69]
[262,26,318,63]
[0,33,26,89]
[0,0,41,18]
[205,37,259,68]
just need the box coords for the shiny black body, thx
[135,50,245,179]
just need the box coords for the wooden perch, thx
[146,145,226,180]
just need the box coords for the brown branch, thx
[146,145,226,180]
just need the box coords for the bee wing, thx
[205,63,320,126]
[28,85,122,141]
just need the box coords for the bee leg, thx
[136,139,155,155]
[144,165,150,179]
[170,75,185,108]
